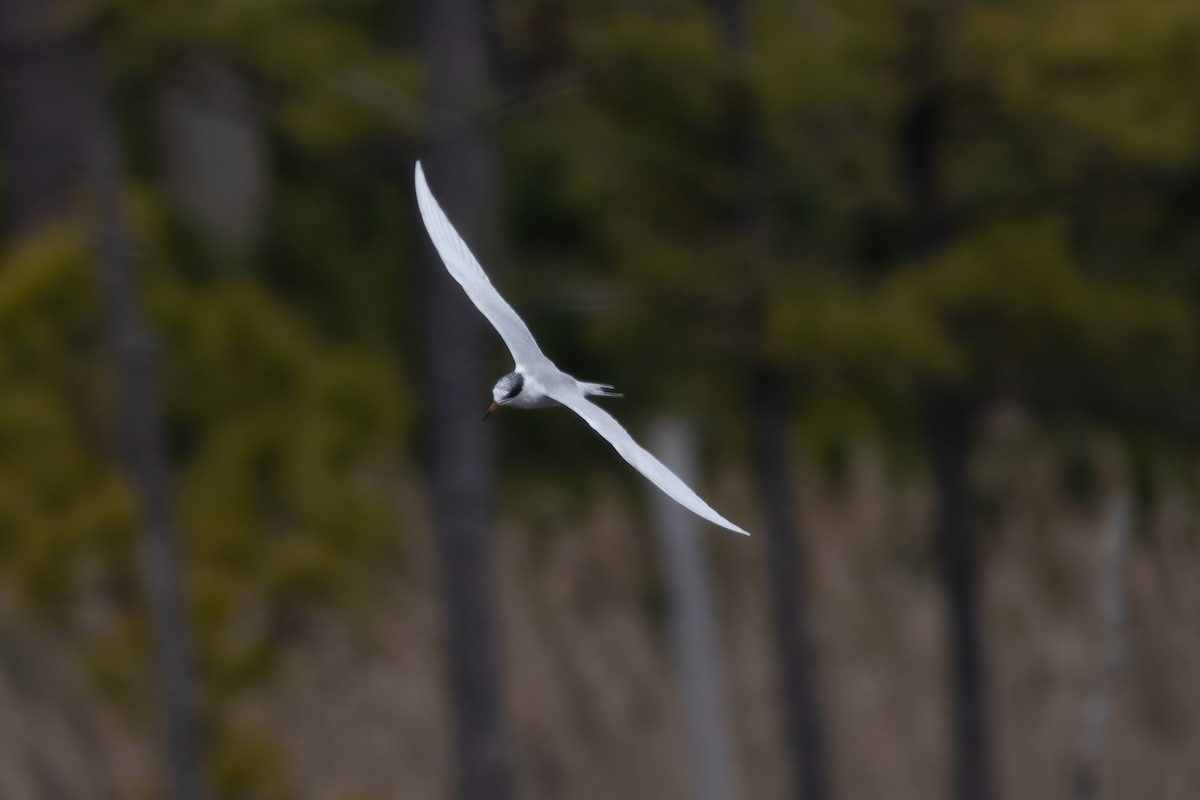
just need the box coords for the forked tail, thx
[578,381,623,399]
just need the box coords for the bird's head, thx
[483,372,524,420]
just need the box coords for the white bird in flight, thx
[415,162,749,536]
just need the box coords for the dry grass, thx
[2,443,1198,799]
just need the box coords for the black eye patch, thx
[503,374,524,400]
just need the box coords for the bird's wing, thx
[547,386,750,536]
[415,162,550,369]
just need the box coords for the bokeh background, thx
[1,0,1199,798]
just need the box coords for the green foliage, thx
[5,0,1200,791]
[0,229,131,615]
[98,0,419,149]
[153,279,407,696]
[489,0,1200,485]
[211,727,289,800]
[0,214,409,796]
[882,222,1197,398]
[963,0,1200,164]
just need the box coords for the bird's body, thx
[416,162,748,536]
[492,370,620,411]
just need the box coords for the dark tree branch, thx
[0,3,92,236]
[417,0,513,798]
[751,368,830,800]
[924,389,992,800]
[1075,494,1131,800]
[713,0,832,796]
[0,3,211,795]
[89,64,211,800]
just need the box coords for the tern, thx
[415,162,749,536]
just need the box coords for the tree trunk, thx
[90,85,211,800]
[899,39,995,793]
[1075,494,1131,800]
[90,65,211,800]
[898,88,949,254]
[924,390,991,800]
[750,369,829,800]
[0,0,93,235]
[713,0,831,796]
[159,54,266,254]
[0,6,211,798]
[648,417,740,800]
[417,1,513,799]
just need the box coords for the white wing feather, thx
[417,161,747,536]
[415,162,551,369]
[549,388,750,536]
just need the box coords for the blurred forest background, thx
[1,0,1199,798]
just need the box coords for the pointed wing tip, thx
[413,161,438,220]
[728,524,751,537]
